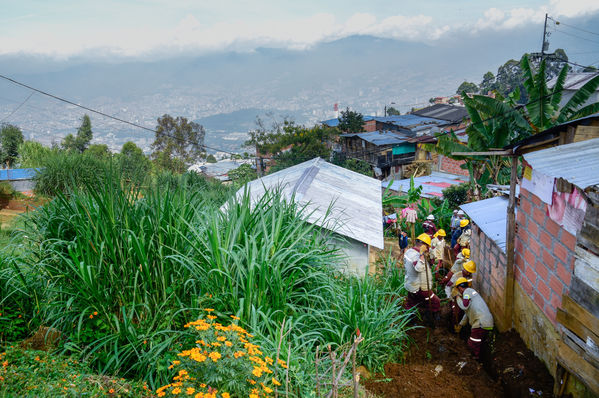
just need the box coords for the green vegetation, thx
[1,165,413,395]
[441,183,471,209]
[0,347,150,397]
[62,114,94,153]
[0,123,24,167]
[151,114,206,173]
[337,107,364,133]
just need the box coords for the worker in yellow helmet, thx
[403,233,441,325]
[454,277,494,360]
[453,218,471,257]
[440,248,469,286]
[445,261,477,328]
[430,229,447,278]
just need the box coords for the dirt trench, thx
[363,325,554,398]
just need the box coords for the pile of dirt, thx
[363,327,554,398]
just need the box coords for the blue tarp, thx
[0,168,39,181]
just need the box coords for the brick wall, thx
[470,223,509,331]
[514,187,577,324]
[439,155,469,176]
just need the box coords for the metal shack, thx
[228,158,384,276]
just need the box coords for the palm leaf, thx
[550,65,568,109]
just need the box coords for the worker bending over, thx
[453,219,471,256]
[454,277,494,359]
[403,233,441,323]
[444,260,476,327]
[441,248,470,286]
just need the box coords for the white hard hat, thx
[427,214,435,220]
[457,210,465,216]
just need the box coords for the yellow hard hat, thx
[436,229,446,237]
[463,260,476,274]
[461,248,470,258]
[455,277,470,288]
[416,233,431,246]
[460,219,470,227]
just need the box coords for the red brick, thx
[533,291,545,309]
[549,275,564,297]
[556,262,572,286]
[550,291,562,310]
[517,229,529,246]
[561,231,577,251]
[542,248,557,271]
[531,193,543,207]
[520,277,533,295]
[527,221,539,238]
[535,260,548,280]
[554,241,570,262]
[525,263,537,284]
[539,231,552,248]
[533,208,546,226]
[524,248,536,267]
[537,279,551,300]
[517,210,526,226]
[546,218,560,237]
[520,197,532,215]
[529,238,542,256]
[520,187,531,200]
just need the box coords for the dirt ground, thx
[363,325,554,398]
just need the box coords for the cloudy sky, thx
[2,0,599,57]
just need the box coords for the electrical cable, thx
[548,17,599,37]
[551,28,599,45]
[1,91,34,123]
[0,73,242,156]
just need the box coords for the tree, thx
[119,141,151,185]
[151,114,206,173]
[479,72,497,94]
[456,81,478,95]
[228,163,257,185]
[386,106,400,116]
[63,114,93,153]
[85,144,111,158]
[0,124,24,166]
[206,154,217,163]
[17,140,53,168]
[337,107,364,132]
[268,124,334,172]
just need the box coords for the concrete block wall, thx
[439,155,469,176]
[470,223,508,331]
[514,187,577,324]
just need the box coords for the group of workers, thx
[401,210,494,360]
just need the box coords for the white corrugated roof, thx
[229,158,384,249]
[460,196,508,253]
[523,137,599,189]
[382,172,468,199]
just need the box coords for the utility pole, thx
[541,13,549,61]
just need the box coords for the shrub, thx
[0,182,14,196]
[157,312,285,397]
[441,183,471,209]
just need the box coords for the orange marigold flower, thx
[221,393,230,398]
[186,387,195,395]
[252,366,263,378]
[230,315,240,320]
[108,388,115,394]
[93,311,98,316]
[34,356,40,361]
[247,379,256,385]
[208,351,221,362]
[89,314,93,319]
[216,336,226,342]
[200,383,206,388]
[2,360,8,367]
[207,315,217,320]
[172,387,182,394]
[272,377,281,386]
[225,341,233,347]
[203,308,214,312]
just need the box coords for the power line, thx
[0,73,242,156]
[548,17,599,37]
[552,28,599,46]
[1,91,34,123]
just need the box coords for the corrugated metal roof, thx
[229,158,384,249]
[381,171,468,199]
[548,72,599,91]
[523,137,599,189]
[460,196,508,253]
[340,130,407,146]
[321,115,375,128]
[0,168,38,180]
[411,104,470,123]
[372,114,445,128]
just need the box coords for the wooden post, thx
[315,345,321,398]
[504,155,518,330]
[352,337,358,398]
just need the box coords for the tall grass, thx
[7,169,414,393]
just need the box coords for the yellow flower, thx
[225,341,233,347]
[172,387,182,395]
[204,308,214,312]
[186,387,195,395]
[230,315,240,320]
[195,393,204,398]
[207,315,217,320]
[272,378,281,386]
[247,379,256,385]
[209,351,221,362]
[222,394,230,398]
[216,336,226,342]
[252,366,263,378]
